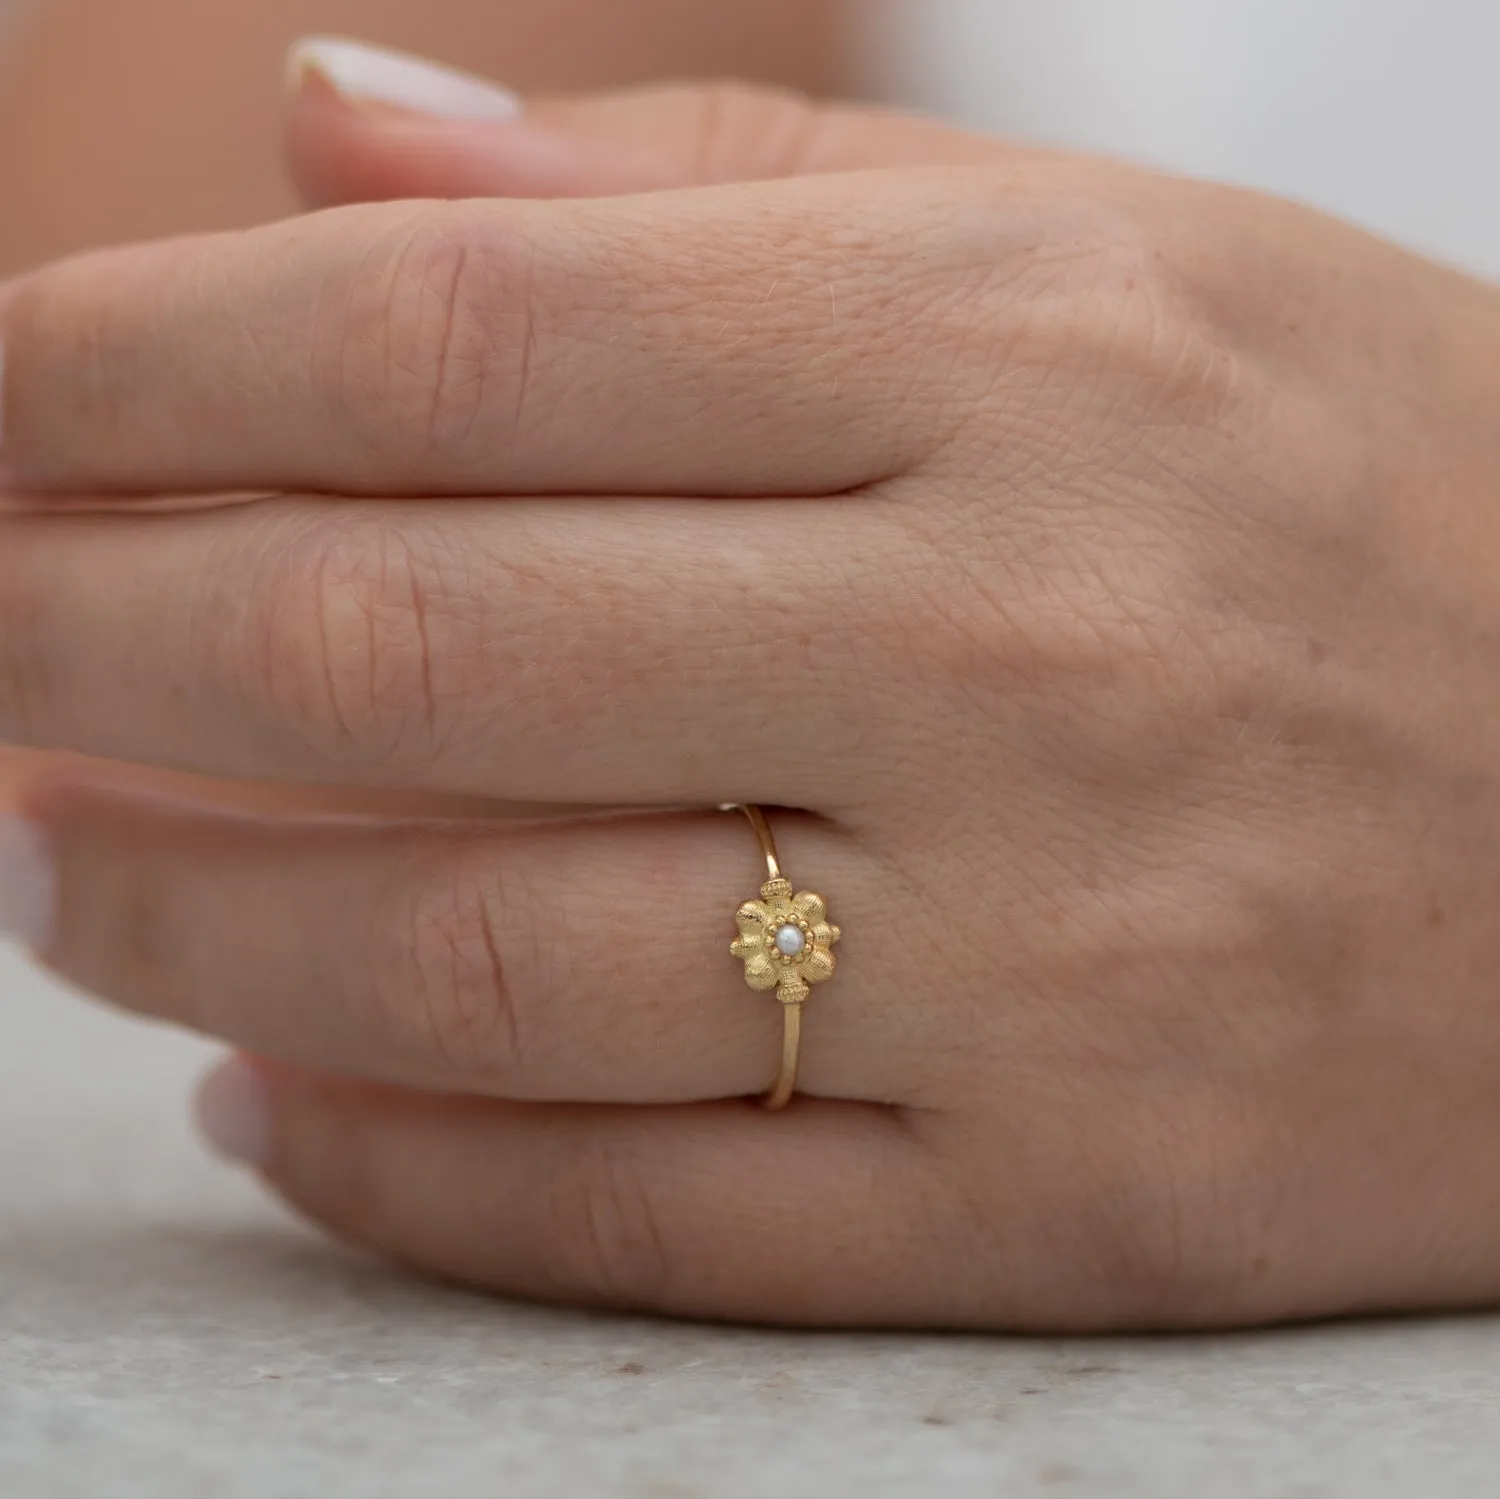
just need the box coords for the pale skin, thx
[0,0,840,801]
[5,64,1500,1332]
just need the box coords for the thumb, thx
[284,36,1011,210]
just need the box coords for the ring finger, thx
[27,778,905,1104]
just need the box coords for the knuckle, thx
[875,174,1256,471]
[889,183,1283,732]
[541,1135,675,1306]
[920,173,1252,440]
[1028,189,1251,426]
[386,844,527,1080]
[881,503,1224,773]
[331,214,530,466]
[241,514,468,772]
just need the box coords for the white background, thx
[868,0,1500,277]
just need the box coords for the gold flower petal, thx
[811,922,840,948]
[801,945,837,984]
[730,934,763,960]
[742,951,781,992]
[792,891,828,925]
[736,901,771,936]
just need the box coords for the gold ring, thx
[723,805,841,1111]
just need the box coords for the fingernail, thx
[287,36,522,122]
[195,1057,270,1169]
[0,815,54,951]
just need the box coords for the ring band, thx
[723,805,842,1111]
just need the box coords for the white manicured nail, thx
[195,1057,270,1170]
[0,816,53,951]
[288,36,522,121]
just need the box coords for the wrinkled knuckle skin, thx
[330,216,526,472]
[243,516,467,775]
[1024,205,1250,434]
[388,846,527,1082]
[884,175,1258,490]
[882,185,1278,752]
[541,1138,676,1308]
[922,176,1248,436]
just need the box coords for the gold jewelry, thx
[723,805,841,1111]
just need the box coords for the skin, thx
[4,77,1500,1332]
[0,0,842,806]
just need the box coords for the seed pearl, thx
[774,923,807,958]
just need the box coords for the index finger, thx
[0,174,970,499]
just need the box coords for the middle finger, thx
[0,495,886,803]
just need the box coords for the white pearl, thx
[774,924,807,958]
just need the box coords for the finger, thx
[199,1058,957,1326]
[34,782,893,1105]
[0,496,884,799]
[0,172,957,498]
[0,747,560,820]
[285,49,1013,208]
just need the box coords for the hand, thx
[4,70,1500,1331]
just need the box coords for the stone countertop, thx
[3,948,1498,1498]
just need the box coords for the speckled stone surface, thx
[4,948,1500,1498]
